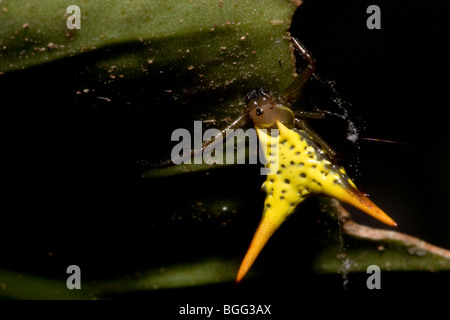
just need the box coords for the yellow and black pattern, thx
[236,120,397,283]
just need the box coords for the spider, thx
[157,37,398,283]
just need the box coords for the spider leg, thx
[279,37,316,105]
[295,110,325,119]
[156,114,251,167]
[295,118,337,160]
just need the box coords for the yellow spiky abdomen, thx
[236,120,397,283]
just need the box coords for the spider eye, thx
[245,88,277,126]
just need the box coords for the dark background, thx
[292,0,450,247]
[1,0,449,310]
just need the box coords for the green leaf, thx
[1,0,297,76]
[1,0,301,175]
